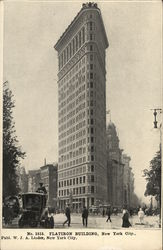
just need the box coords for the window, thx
[90,54,93,61]
[70,43,72,58]
[90,73,93,79]
[90,22,93,30]
[83,187,85,194]
[90,64,93,70]
[91,186,94,193]
[82,27,85,43]
[91,127,94,134]
[80,177,82,184]
[76,178,78,184]
[66,47,68,62]
[83,176,86,183]
[76,35,78,51]
[91,155,94,161]
[91,165,94,172]
[91,175,94,182]
[73,39,75,54]
[79,31,81,47]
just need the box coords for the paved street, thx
[3,213,160,229]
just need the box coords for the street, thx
[3,213,160,229]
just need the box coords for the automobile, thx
[18,192,54,228]
[89,206,100,215]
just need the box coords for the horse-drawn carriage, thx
[18,192,54,228]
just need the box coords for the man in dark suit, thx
[63,204,71,227]
[82,206,89,227]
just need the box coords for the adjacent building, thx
[28,169,41,192]
[106,121,138,209]
[54,2,109,210]
[40,164,58,208]
[122,153,135,208]
[106,122,124,208]
[17,166,28,193]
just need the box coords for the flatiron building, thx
[54,2,109,210]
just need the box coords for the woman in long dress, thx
[122,209,132,228]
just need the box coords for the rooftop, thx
[54,2,108,50]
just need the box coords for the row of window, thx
[59,68,94,104]
[59,138,87,155]
[58,27,85,70]
[59,122,95,143]
[58,78,86,112]
[59,156,86,165]
[58,54,94,100]
[58,185,95,197]
[59,71,86,100]
[59,137,95,156]
[59,57,86,88]
[59,176,86,187]
[59,105,94,136]
[59,175,95,188]
[58,165,94,179]
[58,154,95,168]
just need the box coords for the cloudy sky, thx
[3,1,162,201]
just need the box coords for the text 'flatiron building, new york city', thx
[54,2,109,210]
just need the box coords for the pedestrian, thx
[63,204,71,227]
[122,209,131,228]
[106,207,112,222]
[138,207,145,224]
[82,206,88,227]
[102,208,105,217]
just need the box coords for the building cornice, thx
[54,3,109,52]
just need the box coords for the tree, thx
[3,81,26,197]
[143,149,161,209]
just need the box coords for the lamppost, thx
[151,108,162,227]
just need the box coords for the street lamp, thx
[151,108,162,227]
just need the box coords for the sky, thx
[3,1,162,202]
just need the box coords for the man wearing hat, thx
[36,182,47,194]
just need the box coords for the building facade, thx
[106,122,124,208]
[17,166,28,193]
[28,169,41,192]
[122,153,135,208]
[54,2,109,210]
[40,164,58,208]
